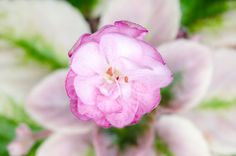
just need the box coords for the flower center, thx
[105,67,128,83]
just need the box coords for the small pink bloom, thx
[8,124,34,156]
[66,21,172,128]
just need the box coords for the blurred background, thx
[1,0,236,156]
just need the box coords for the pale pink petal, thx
[93,21,148,41]
[71,42,108,76]
[186,49,236,155]
[206,48,236,99]
[106,97,139,128]
[26,70,94,133]
[37,133,94,156]
[186,110,236,155]
[74,76,102,105]
[100,33,143,63]
[93,126,154,156]
[100,0,181,45]
[158,39,213,111]
[133,83,161,118]
[155,115,211,156]
[97,95,122,113]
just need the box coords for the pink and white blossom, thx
[66,21,173,128]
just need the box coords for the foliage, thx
[0,33,67,69]
[0,96,42,156]
[180,0,236,31]
[103,114,153,151]
[154,135,173,156]
[66,0,98,17]
[199,97,236,110]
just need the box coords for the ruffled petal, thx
[74,76,102,106]
[155,115,211,156]
[97,95,122,113]
[26,70,93,133]
[106,96,138,128]
[158,39,213,111]
[100,33,143,63]
[71,42,108,76]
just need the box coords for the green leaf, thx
[66,0,98,17]
[154,135,173,156]
[180,0,236,31]
[0,115,17,156]
[198,97,236,110]
[0,33,68,69]
[0,95,41,130]
[103,114,153,151]
[0,95,43,156]
[85,147,96,156]
[26,140,44,156]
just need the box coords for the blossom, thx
[7,124,35,156]
[66,21,173,128]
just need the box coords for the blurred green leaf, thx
[0,34,67,69]
[66,0,98,17]
[85,147,96,156]
[180,0,236,31]
[0,95,42,156]
[103,114,153,151]
[0,95,41,130]
[26,140,44,156]
[198,97,236,110]
[154,136,173,156]
[0,115,17,156]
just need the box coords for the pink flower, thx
[66,21,172,128]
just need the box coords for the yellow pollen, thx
[106,67,113,76]
[124,76,129,83]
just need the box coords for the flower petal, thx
[206,48,236,99]
[155,115,211,156]
[100,0,181,45]
[26,70,93,133]
[74,76,102,106]
[37,133,94,156]
[186,110,236,155]
[0,44,50,102]
[100,33,143,63]
[106,96,138,128]
[158,39,213,111]
[186,48,236,155]
[0,0,89,54]
[71,42,108,76]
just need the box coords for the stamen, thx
[124,76,129,83]
[106,67,113,76]
[116,76,119,80]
